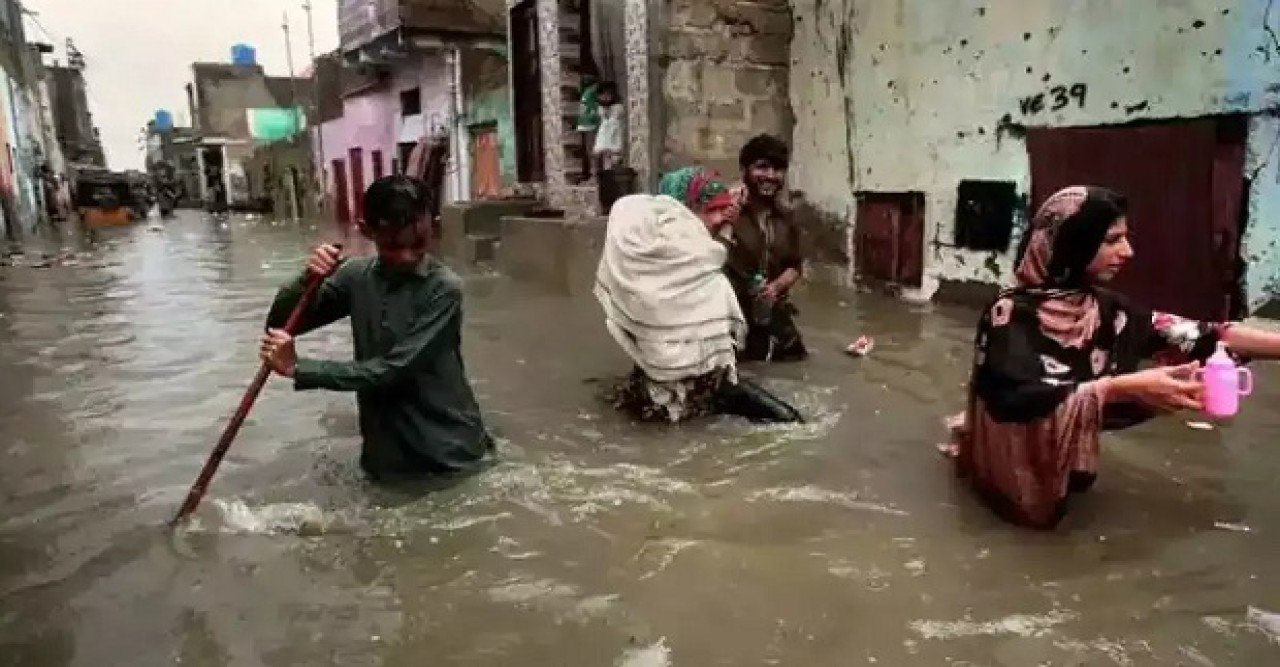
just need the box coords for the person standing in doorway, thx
[592,81,624,173]
[723,134,808,362]
[259,175,495,483]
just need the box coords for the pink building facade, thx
[313,53,453,225]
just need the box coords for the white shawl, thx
[594,194,745,384]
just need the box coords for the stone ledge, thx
[497,214,607,295]
[440,198,540,263]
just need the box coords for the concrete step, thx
[466,233,499,264]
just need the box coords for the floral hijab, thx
[658,166,736,213]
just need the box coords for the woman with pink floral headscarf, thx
[951,185,1280,529]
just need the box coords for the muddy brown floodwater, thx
[2,212,1280,666]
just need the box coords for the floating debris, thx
[845,335,875,357]
[1185,421,1215,431]
[1215,521,1252,533]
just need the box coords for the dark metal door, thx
[1026,116,1245,321]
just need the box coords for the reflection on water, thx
[1,212,1279,665]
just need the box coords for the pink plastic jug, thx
[1198,342,1253,418]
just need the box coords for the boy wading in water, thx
[260,175,494,482]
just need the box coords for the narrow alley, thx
[1,214,1279,665]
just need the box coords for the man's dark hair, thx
[362,175,434,232]
[597,81,619,99]
[739,134,789,171]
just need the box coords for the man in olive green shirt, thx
[260,176,493,480]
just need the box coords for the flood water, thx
[2,212,1279,666]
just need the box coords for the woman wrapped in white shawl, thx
[594,166,802,423]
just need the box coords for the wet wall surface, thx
[1,213,1279,666]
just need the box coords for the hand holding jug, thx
[1197,342,1253,418]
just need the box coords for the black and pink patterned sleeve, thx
[1147,311,1230,365]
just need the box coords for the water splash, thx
[616,638,672,667]
[910,610,1076,640]
[205,498,340,536]
[748,485,908,517]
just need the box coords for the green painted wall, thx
[462,48,515,188]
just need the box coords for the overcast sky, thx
[22,0,340,170]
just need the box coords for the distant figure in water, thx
[949,185,1280,529]
[260,175,494,482]
[594,165,803,424]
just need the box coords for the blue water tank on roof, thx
[231,43,257,66]
[153,109,173,131]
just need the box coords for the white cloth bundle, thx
[593,194,745,384]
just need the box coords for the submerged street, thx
[1,213,1280,665]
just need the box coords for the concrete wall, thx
[790,0,1280,309]
[47,66,102,166]
[193,65,279,140]
[246,136,317,220]
[660,0,792,177]
[0,68,37,230]
[393,52,452,149]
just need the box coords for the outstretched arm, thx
[1222,325,1280,359]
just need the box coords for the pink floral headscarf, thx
[1014,186,1100,348]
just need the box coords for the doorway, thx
[854,191,926,288]
[470,122,502,199]
[331,158,349,225]
[511,0,545,183]
[348,147,365,224]
[1026,116,1246,321]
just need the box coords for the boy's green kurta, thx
[266,256,493,478]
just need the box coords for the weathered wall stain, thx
[790,0,1280,310]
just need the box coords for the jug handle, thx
[1238,367,1254,396]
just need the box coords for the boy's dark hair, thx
[362,175,434,232]
[739,134,789,171]
[597,81,619,99]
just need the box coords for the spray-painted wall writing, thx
[1018,83,1088,115]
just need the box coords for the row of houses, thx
[145,0,1280,321]
[144,43,313,216]
[488,0,1280,321]
[0,0,106,242]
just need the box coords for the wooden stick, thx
[169,272,325,527]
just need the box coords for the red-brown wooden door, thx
[855,192,925,288]
[348,147,365,224]
[1026,116,1246,321]
[331,158,350,225]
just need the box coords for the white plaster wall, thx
[393,53,452,144]
[791,0,1280,307]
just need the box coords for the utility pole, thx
[301,0,325,209]
[282,11,301,221]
